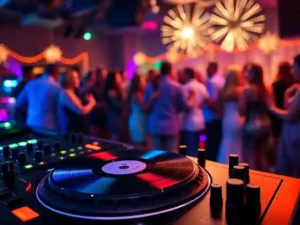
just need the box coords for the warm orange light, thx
[92,142,99,146]
[85,144,101,151]
[12,206,39,222]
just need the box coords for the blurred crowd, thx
[13,55,300,178]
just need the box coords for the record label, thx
[101,160,147,175]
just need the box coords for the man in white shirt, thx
[15,64,61,131]
[203,62,225,161]
[182,68,209,156]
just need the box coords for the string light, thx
[209,0,265,52]
[161,3,211,55]
[133,52,147,66]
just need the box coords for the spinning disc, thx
[37,149,211,220]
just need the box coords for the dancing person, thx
[239,64,271,171]
[15,64,60,130]
[128,74,159,147]
[182,68,209,157]
[104,72,124,141]
[217,67,245,164]
[203,62,225,161]
[270,55,300,178]
[58,70,96,133]
[144,61,192,153]
[88,67,108,137]
[271,62,294,138]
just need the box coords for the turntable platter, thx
[36,149,211,220]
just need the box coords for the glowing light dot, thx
[181,27,194,39]
[84,32,92,41]
[133,52,146,66]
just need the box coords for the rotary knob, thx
[226,179,244,224]
[37,140,43,150]
[179,145,187,155]
[2,145,10,158]
[35,151,43,162]
[239,163,250,184]
[26,143,34,153]
[18,153,27,165]
[246,184,261,222]
[1,161,14,179]
[233,165,245,183]
[43,144,51,154]
[197,149,206,168]
[11,148,19,160]
[53,142,60,152]
[229,154,239,178]
[210,183,223,208]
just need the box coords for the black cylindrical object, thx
[53,142,60,152]
[26,143,34,153]
[37,140,43,150]
[210,183,223,208]
[2,145,10,158]
[35,151,43,162]
[179,145,187,156]
[43,144,51,154]
[197,149,206,168]
[1,161,14,179]
[18,153,27,165]
[233,165,245,183]
[246,184,261,222]
[11,148,19,160]
[229,154,239,178]
[239,163,250,184]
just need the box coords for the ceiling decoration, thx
[209,0,266,52]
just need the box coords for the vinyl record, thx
[37,149,210,220]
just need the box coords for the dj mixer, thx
[0,127,299,225]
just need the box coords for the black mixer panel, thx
[0,132,132,179]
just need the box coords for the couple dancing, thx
[217,64,271,171]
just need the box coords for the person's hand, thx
[86,94,96,105]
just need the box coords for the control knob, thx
[11,148,19,160]
[1,161,14,179]
[18,153,27,165]
[2,145,10,158]
[35,151,43,162]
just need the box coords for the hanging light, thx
[44,45,62,64]
[259,32,279,54]
[133,52,147,66]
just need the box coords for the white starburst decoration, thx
[209,0,265,52]
[258,32,279,54]
[0,44,8,64]
[161,3,211,55]
[44,45,62,64]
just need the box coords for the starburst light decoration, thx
[161,3,211,55]
[258,32,279,54]
[44,45,62,63]
[0,44,8,64]
[133,52,147,66]
[209,0,266,52]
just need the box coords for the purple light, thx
[126,59,137,80]
[142,21,158,30]
[199,134,206,142]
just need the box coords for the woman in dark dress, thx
[271,62,294,138]
[58,70,96,133]
[104,72,124,141]
[239,64,272,171]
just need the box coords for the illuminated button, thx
[69,153,76,157]
[9,143,18,148]
[38,162,45,166]
[12,206,39,222]
[24,164,33,169]
[27,139,37,144]
[69,148,75,152]
[60,150,67,155]
[85,144,101,151]
[92,141,99,146]
[77,146,83,150]
[51,153,56,157]
[18,142,27,147]
[59,157,64,160]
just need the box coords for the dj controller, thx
[0,124,299,225]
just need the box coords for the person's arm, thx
[178,85,192,112]
[15,84,28,109]
[61,91,95,115]
[270,90,300,121]
[136,92,159,113]
[144,85,153,112]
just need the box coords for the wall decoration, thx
[0,44,8,64]
[161,3,211,55]
[0,44,89,72]
[258,32,279,54]
[209,0,265,52]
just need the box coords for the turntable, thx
[0,133,299,225]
